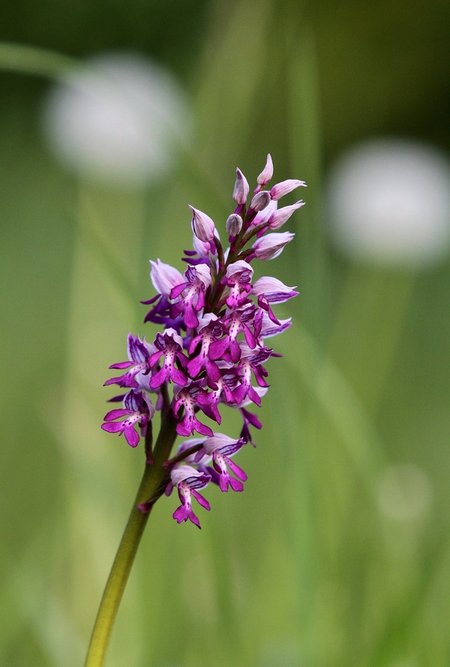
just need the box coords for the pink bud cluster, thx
[101,155,305,527]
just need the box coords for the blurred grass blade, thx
[0,42,77,78]
[278,324,385,481]
[286,23,329,336]
[194,0,273,169]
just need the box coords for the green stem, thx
[84,414,178,667]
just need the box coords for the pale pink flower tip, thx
[233,168,250,205]
[257,154,274,186]
[190,205,217,243]
[270,179,306,201]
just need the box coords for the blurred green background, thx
[1,1,449,666]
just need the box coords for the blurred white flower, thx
[42,53,191,187]
[375,463,433,521]
[327,139,450,267]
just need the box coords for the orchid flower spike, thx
[102,155,305,526]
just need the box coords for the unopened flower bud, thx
[190,206,217,242]
[226,213,243,237]
[257,154,273,186]
[268,200,305,229]
[252,232,294,260]
[233,168,249,205]
[270,179,306,201]
[250,190,271,212]
[253,199,277,226]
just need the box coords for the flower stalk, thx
[84,414,177,667]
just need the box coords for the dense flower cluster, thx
[101,155,305,527]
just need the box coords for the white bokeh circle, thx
[42,53,191,187]
[327,139,450,267]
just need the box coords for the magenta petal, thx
[176,421,192,437]
[209,338,228,360]
[229,476,244,492]
[124,426,140,447]
[191,489,211,511]
[101,422,123,433]
[184,304,199,328]
[205,359,220,382]
[248,386,262,406]
[171,368,188,386]
[103,408,129,420]
[266,305,281,325]
[227,458,248,481]
[233,385,246,404]
[195,291,205,311]
[243,325,256,348]
[242,408,262,429]
[109,361,133,370]
[219,476,230,492]
[170,283,187,299]
[104,375,130,387]
[123,426,140,447]
[188,510,201,528]
[149,350,163,366]
[176,352,188,368]
[173,505,189,523]
[200,400,222,424]
[194,418,214,436]
[187,355,203,378]
[189,334,202,355]
[230,341,241,363]
[209,402,222,424]
[150,367,167,389]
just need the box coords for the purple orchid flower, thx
[196,433,248,492]
[232,344,272,406]
[187,314,222,381]
[170,264,212,328]
[173,387,214,437]
[252,276,299,324]
[210,305,258,363]
[142,259,185,328]
[104,334,154,390]
[149,328,188,389]
[169,465,211,528]
[224,260,254,308]
[101,389,154,448]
